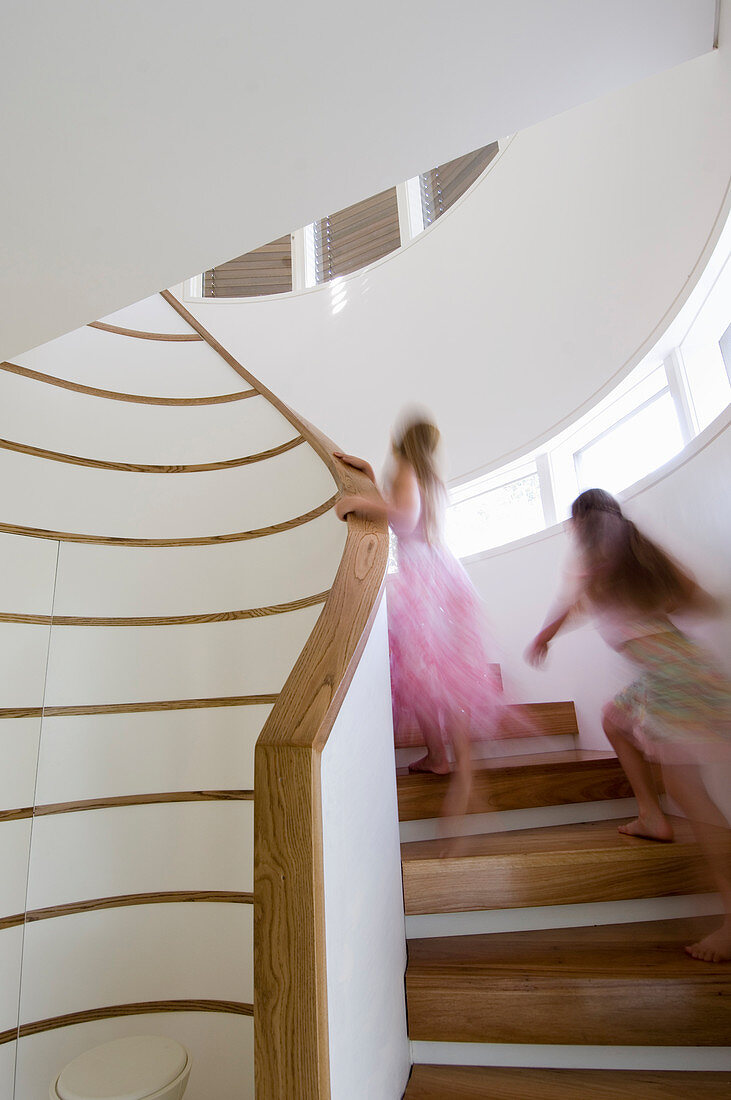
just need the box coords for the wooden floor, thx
[404,1065,731,1099]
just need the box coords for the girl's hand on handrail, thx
[333,452,376,483]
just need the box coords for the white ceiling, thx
[0,0,717,360]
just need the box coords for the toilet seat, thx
[52,1035,190,1100]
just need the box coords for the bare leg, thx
[602,704,674,842]
[438,709,474,855]
[408,707,450,774]
[663,764,731,963]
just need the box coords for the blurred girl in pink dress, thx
[335,414,509,815]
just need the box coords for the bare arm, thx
[336,457,421,535]
[525,609,573,667]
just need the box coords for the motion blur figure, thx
[527,488,731,962]
[335,412,514,828]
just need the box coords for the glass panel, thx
[575,390,683,496]
[682,340,731,432]
[446,472,543,558]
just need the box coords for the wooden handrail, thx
[160,292,390,1099]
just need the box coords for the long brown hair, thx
[393,417,447,545]
[571,489,696,612]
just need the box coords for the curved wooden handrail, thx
[160,291,390,1100]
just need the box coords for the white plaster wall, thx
[321,599,410,1100]
[184,0,731,483]
[1,2,716,360]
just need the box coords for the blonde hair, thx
[393,417,447,544]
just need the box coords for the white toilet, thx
[50,1035,191,1100]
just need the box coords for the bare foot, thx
[685,920,731,963]
[408,755,451,775]
[617,814,674,842]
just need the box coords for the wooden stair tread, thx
[402,814,696,862]
[398,750,632,820]
[406,916,731,1045]
[402,815,711,912]
[408,915,725,976]
[404,1065,731,1099]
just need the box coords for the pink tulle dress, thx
[387,524,504,745]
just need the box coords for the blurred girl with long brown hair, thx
[527,488,731,962]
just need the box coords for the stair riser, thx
[406,892,724,940]
[403,847,713,914]
[395,733,575,769]
[400,797,638,844]
[409,1040,731,1073]
[406,979,730,1045]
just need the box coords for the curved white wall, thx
[182,0,731,483]
[0,296,345,1099]
[1,2,716,362]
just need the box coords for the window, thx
[312,188,401,284]
[203,235,293,297]
[420,143,499,227]
[446,465,544,558]
[194,141,502,297]
[574,389,683,497]
[721,320,731,384]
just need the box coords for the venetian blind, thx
[203,234,293,297]
[314,187,401,284]
[420,142,499,227]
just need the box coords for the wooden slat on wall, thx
[204,235,293,297]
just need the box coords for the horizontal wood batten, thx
[0,1000,254,1045]
[0,693,278,720]
[34,789,254,817]
[0,890,254,932]
[0,433,305,473]
[0,589,329,627]
[0,361,257,405]
[0,791,253,826]
[0,804,32,823]
[88,321,203,341]
[0,493,338,545]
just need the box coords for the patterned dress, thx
[552,545,731,765]
[610,626,731,765]
[387,527,504,745]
